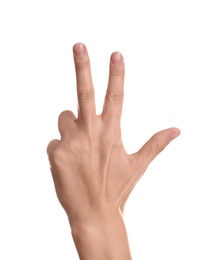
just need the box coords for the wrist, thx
[70,208,132,260]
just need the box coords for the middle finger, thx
[73,43,96,123]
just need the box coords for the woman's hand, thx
[46,43,180,259]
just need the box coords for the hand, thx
[46,43,180,259]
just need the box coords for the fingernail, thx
[73,43,85,56]
[111,52,122,65]
[169,129,181,142]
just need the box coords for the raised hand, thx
[47,43,180,259]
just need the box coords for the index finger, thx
[102,52,125,125]
[73,43,96,123]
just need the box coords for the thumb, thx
[131,127,180,172]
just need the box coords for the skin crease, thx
[47,43,180,260]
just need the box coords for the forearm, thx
[70,209,132,260]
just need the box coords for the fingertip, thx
[73,43,86,57]
[168,128,181,142]
[111,52,123,65]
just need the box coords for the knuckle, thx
[152,142,161,156]
[110,65,124,77]
[76,59,89,70]
[50,146,65,165]
[110,70,122,77]
[150,137,165,156]
[58,110,73,121]
[47,139,59,155]
[106,91,123,103]
[78,89,94,102]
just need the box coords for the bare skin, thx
[47,43,180,260]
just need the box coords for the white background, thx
[0,0,221,259]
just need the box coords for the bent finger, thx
[47,139,60,155]
[58,110,76,139]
